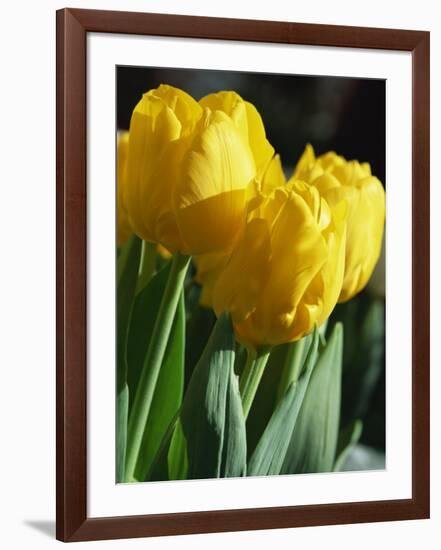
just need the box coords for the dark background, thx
[117,66,386,460]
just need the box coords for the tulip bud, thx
[213,181,347,348]
[125,85,269,257]
[294,145,385,302]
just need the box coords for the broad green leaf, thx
[116,235,142,482]
[334,419,363,472]
[247,330,319,476]
[168,418,189,480]
[181,313,247,479]
[281,323,343,474]
[126,263,185,481]
[146,413,179,482]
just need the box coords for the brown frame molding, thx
[56,7,430,542]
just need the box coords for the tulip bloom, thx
[294,145,385,302]
[124,85,273,257]
[213,181,347,348]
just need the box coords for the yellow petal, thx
[261,154,286,192]
[125,96,182,244]
[139,138,190,252]
[244,101,274,176]
[199,91,250,146]
[116,131,131,245]
[174,112,256,255]
[337,177,385,301]
[194,250,230,308]
[213,218,272,326]
[293,143,316,178]
[246,154,287,214]
[149,84,202,136]
[214,184,338,347]
[293,147,386,302]
[124,85,203,251]
[200,91,274,177]
[314,199,347,324]
[253,188,328,344]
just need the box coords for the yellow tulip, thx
[213,181,347,348]
[116,131,131,246]
[294,145,385,302]
[125,85,261,256]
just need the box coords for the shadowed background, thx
[117,66,386,465]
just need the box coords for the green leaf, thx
[116,384,129,483]
[145,413,179,482]
[334,420,363,472]
[281,323,343,474]
[247,330,319,476]
[116,235,142,482]
[126,263,185,481]
[181,313,247,479]
[184,302,216,386]
[117,235,142,390]
[168,418,189,480]
[127,263,171,406]
[246,333,314,459]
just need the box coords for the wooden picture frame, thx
[56,7,430,542]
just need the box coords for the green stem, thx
[136,240,157,294]
[276,338,306,402]
[318,319,328,345]
[239,347,271,419]
[124,253,190,481]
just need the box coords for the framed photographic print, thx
[56,8,430,542]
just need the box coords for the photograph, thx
[115,66,386,484]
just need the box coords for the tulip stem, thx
[276,338,306,403]
[124,252,191,482]
[240,347,271,419]
[136,240,157,294]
